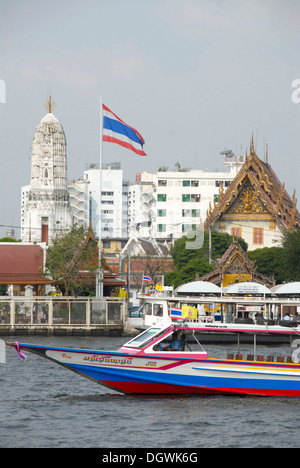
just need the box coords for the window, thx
[158,224,166,233]
[191,180,199,187]
[214,194,219,203]
[231,227,242,238]
[191,194,201,202]
[182,209,191,217]
[253,228,264,245]
[182,194,190,202]
[157,194,167,202]
[158,180,167,186]
[192,209,200,217]
[158,209,166,217]
[183,180,190,187]
[125,327,162,347]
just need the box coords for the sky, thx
[1,0,300,239]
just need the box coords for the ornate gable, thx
[225,177,269,216]
[224,254,251,275]
[205,138,300,232]
[200,241,275,288]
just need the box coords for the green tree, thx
[248,247,284,284]
[0,237,20,242]
[165,230,247,288]
[281,230,300,281]
[45,225,98,296]
[0,285,8,295]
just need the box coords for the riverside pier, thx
[0,296,127,336]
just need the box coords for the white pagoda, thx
[21,97,73,244]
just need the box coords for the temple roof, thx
[200,240,275,288]
[0,244,51,285]
[205,139,300,232]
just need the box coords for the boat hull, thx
[9,342,300,397]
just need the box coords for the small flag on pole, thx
[102,104,146,156]
[143,275,152,283]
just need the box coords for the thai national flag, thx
[143,275,152,282]
[170,307,184,320]
[102,104,146,156]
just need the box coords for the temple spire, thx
[250,133,255,155]
[44,95,56,113]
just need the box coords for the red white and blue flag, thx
[102,104,146,156]
[143,275,152,283]
[170,307,184,320]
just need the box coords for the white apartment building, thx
[128,172,156,238]
[129,154,245,239]
[67,155,245,241]
[67,179,90,228]
[82,162,128,239]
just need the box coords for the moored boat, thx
[129,292,300,344]
[6,323,300,397]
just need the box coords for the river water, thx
[1,335,300,448]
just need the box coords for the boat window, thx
[144,303,152,316]
[153,304,163,316]
[125,328,162,348]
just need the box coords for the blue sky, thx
[1,0,300,238]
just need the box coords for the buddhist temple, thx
[205,137,300,250]
[200,240,275,288]
[21,97,73,245]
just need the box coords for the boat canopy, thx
[271,282,300,297]
[224,282,272,296]
[174,281,222,296]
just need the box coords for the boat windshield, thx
[124,327,165,348]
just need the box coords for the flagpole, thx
[97,97,104,297]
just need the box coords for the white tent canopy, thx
[271,282,300,295]
[175,281,222,296]
[224,282,272,295]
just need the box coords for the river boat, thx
[6,323,300,397]
[130,294,300,344]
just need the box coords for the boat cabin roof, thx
[119,324,207,359]
[124,326,173,349]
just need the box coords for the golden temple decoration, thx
[219,181,224,197]
[226,180,268,215]
[275,183,285,215]
[249,134,255,156]
[288,190,298,231]
[44,95,56,113]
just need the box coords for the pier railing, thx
[0,296,127,331]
